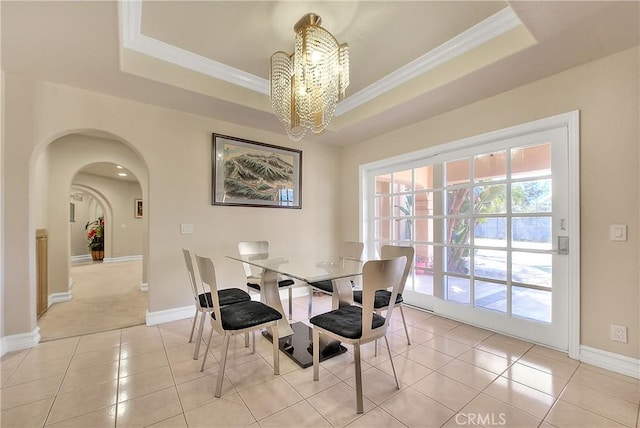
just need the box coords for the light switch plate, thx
[610,224,627,241]
[180,223,194,234]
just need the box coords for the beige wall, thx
[69,188,93,257]
[340,46,640,359]
[2,73,341,336]
[34,145,50,229]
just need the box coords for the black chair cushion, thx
[216,301,282,331]
[308,280,333,293]
[247,279,295,291]
[309,306,386,339]
[198,289,251,308]
[352,290,403,309]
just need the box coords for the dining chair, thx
[309,256,407,414]
[196,254,282,398]
[353,245,414,353]
[182,248,251,360]
[237,241,296,319]
[307,241,364,317]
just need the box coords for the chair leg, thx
[189,308,199,343]
[354,343,363,414]
[200,323,215,372]
[312,328,320,381]
[399,305,411,345]
[374,309,381,357]
[193,310,206,360]
[384,336,400,389]
[244,332,250,348]
[288,288,293,320]
[215,334,231,398]
[251,330,256,354]
[308,287,313,318]
[272,325,279,375]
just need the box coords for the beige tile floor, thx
[1,294,639,428]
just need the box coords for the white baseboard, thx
[140,283,148,292]
[104,255,142,263]
[580,345,640,379]
[146,305,194,326]
[48,292,72,307]
[70,254,91,262]
[0,327,41,357]
[72,254,142,263]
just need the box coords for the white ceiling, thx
[2,1,639,146]
[77,162,138,183]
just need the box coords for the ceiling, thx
[77,162,138,183]
[2,1,639,147]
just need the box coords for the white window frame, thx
[359,111,580,358]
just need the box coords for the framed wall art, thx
[212,133,302,208]
[135,199,143,218]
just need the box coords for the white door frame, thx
[359,111,580,358]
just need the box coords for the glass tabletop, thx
[227,254,364,283]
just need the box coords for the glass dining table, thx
[227,253,364,368]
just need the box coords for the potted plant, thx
[86,216,105,261]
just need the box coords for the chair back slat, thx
[183,249,204,302]
[360,256,406,342]
[195,255,223,332]
[380,245,415,295]
[339,241,364,261]
[237,241,269,278]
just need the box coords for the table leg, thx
[260,268,294,338]
[260,269,346,368]
[331,277,354,309]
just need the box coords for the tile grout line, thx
[42,336,81,427]
[551,362,639,427]
[400,332,542,427]
[160,321,190,426]
[114,328,123,426]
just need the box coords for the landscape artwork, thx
[212,134,302,208]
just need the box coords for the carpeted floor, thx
[38,260,147,341]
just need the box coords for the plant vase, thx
[91,250,104,261]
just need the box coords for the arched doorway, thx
[33,131,150,340]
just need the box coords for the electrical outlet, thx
[611,324,628,343]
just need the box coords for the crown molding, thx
[119,2,522,117]
[119,0,269,94]
[335,7,523,115]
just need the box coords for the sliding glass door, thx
[365,123,575,351]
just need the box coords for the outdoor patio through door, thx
[363,113,579,352]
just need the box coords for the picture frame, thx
[135,199,143,218]
[212,133,302,208]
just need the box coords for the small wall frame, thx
[135,199,143,218]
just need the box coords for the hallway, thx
[38,260,146,341]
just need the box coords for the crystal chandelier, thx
[270,13,349,141]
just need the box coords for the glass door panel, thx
[366,125,570,350]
